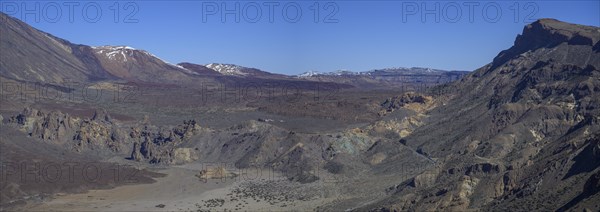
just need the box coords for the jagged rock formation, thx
[6,108,125,152]
[6,108,203,164]
[129,120,202,164]
[379,92,434,115]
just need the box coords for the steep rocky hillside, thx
[360,18,600,211]
[0,12,112,83]
[0,12,348,91]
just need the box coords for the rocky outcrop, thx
[6,108,203,164]
[6,108,128,152]
[446,163,503,176]
[73,119,124,151]
[129,120,201,164]
[380,92,432,114]
[8,107,75,141]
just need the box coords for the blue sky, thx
[2,1,599,75]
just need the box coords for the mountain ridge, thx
[0,11,467,90]
[491,18,600,70]
[297,67,467,77]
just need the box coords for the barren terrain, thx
[1,11,599,211]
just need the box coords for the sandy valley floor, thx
[24,163,340,211]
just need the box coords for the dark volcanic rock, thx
[128,120,201,164]
[357,19,600,211]
[492,18,600,70]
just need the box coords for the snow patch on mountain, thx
[205,63,248,76]
[298,71,321,77]
[93,46,136,62]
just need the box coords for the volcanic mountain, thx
[0,12,337,88]
[0,12,202,85]
[0,12,111,83]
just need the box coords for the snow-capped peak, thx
[205,63,248,76]
[93,45,138,62]
[92,45,190,73]
[297,71,321,77]
[92,45,136,50]
[296,69,358,77]
[296,66,449,77]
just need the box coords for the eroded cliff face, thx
[492,18,600,71]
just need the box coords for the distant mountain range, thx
[297,67,469,88]
[0,11,466,90]
[298,67,462,77]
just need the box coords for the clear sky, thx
[2,1,598,75]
